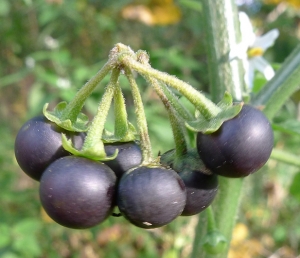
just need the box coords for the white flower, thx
[229,12,279,89]
[44,35,59,49]
[56,78,71,89]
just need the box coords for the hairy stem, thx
[61,61,114,122]
[121,56,221,120]
[192,1,245,257]
[201,0,244,102]
[82,68,120,150]
[114,84,128,138]
[147,76,188,157]
[124,67,153,164]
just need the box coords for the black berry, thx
[14,116,85,181]
[197,105,273,177]
[39,156,116,229]
[179,170,218,216]
[117,166,186,228]
[104,141,142,178]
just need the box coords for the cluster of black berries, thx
[14,105,273,230]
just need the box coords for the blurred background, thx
[1,0,300,257]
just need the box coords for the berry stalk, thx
[113,84,129,139]
[124,67,153,165]
[120,55,221,120]
[82,68,120,150]
[146,76,188,159]
[60,60,114,122]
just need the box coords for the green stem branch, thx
[271,148,300,167]
[147,76,188,158]
[114,84,128,138]
[60,61,114,122]
[121,56,221,120]
[124,67,153,164]
[201,0,244,102]
[82,68,120,150]
[192,1,245,257]
[252,44,300,120]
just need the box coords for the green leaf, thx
[12,236,42,258]
[0,223,11,248]
[290,172,300,202]
[10,219,42,258]
[186,103,243,134]
[179,0,202,12]
[43,102,89,132]
[1,253,19,258]
[12,218,41,235]
[272,120,300,136]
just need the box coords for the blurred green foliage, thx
[1,0,300,257]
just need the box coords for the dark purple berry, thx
[14,116,85,181]
[39,156,116,229]
[197,105,273,178]
[117,166,186,228]
[104,141,142,178]
[161,149,218,216]
[179,170,218,216]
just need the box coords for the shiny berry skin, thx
[179,170,218,216]
[14,116,85,181]
[117,166,186,228]
[197,105,273,178]
[39,156,116,229]
[104,141,142,178]
[160,148,218,216]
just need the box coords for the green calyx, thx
[61,68,121,161]
[186,92,243,134]
[61,134,118,161]
[201,230,228,255]
[43,102,89,132]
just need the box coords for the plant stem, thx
[82,68,120,150]
[147,76,188,158]
[191,212,208,258]
[252,44,300,120]
[192,1,245,257]
[120,56,221,120]
[124,67,153,164]
[60,60,114,122]
[114,84,128,138]
[159,83,194,121]
[201,0,244,102]
[206,206,217,232]
[271,148,300,167]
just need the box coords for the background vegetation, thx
[1,0,300,257]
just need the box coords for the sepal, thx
[43,102,89,132]
[186,101,243,134]
[61,134,118,161]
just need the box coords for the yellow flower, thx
[121,0,181,26]
[264,0,300,8]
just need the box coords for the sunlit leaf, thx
[289,172,300,202]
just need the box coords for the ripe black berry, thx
[104,141,142,178]
[14,116,85,181]
[197,105,273,177]
[40,156,116,229]
[117,166,186,228]
[160,149,218,216]
[179,170,218,216]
